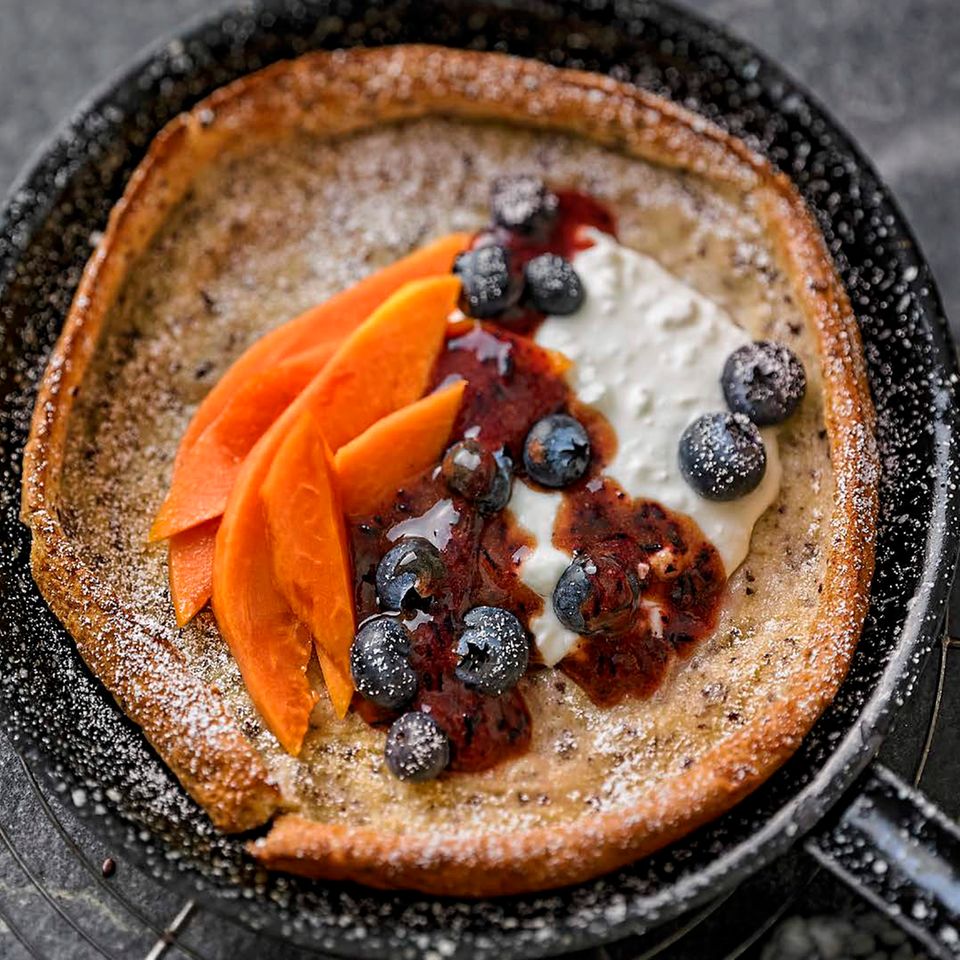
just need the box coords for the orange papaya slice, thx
[212,439,318,755]
[262,412,355,718]
[335,380,466,517]
[168,517,220,627]
[302,275,461,451]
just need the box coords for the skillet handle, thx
[804,762,960,958]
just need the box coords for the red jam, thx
[348,191,725,772]
[554,482,724,704]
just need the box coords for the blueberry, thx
[376,538,445,611]
[453,246,521,319]
[523,413,591,488]
[524,253,584,315]
[490,175,559,237]
[350,616,417,709]
[678,412,766,501]
[385,711,451,782]
[482,449,514,514]
[553,555,640,636]
[721,340,806,426]
[455,606,530,696]
[441,439,494,499]
[441,440,513,514]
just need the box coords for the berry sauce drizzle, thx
[348,191,724,772]
[554,483,725,704]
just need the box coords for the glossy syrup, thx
[348,192,724,772]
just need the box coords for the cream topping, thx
[509,231,782,665]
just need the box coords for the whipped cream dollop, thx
[509,231,782,665]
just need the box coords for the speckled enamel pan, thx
[0,2,958,958]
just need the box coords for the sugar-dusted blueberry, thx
[721,340,806,426]
[678,412,766,501]
[385,711,451,782]
[490,174,559,237]
[553,554,640,636]
[376,537,445,611]
[453,245,521,319]
[441,440,513,514]
[349,616,417,710]
[455,606,530,696]
[524,253,585,315]
[523,413,591,488]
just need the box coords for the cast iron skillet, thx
[0,1,958,957]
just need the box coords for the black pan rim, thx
[1,1,958,956]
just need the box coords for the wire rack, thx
[0,623,953,960]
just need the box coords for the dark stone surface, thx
[0,1,956,957]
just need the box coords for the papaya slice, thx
[262,412,355,718]
[335,380,467,518]
[317,649,356,721]
[176,232,470,456]
[304,274,462,451]
[168,517,220,627]
[212,432,318,755]
[152,342,338,542]
[212,275,461,750]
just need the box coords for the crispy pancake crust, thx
[21,46,877,894]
